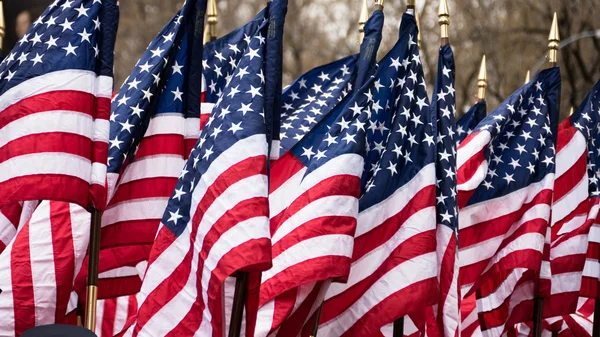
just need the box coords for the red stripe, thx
[556,123,577,153]
[0,133,92,162]
[457,147,486,187]
[0,175,89,209]
[320,230,437,323]
[50,201,77,323]
[98,276,143,300]
[269,152,304,193]
[107,177,176,205]
[353,185,435,261]
[0,90,96,129]
[553,151,586,202]
[270,174,360,235]
[1,203,23,226]
[551,198,594,242]
[276,282,324,337]
[580,276,600,299]
[100,219,158,248]
[544,292,580,318]
[438,230,458,333]
[134,134,186,159]
[11,218,35,335]
[102,298,117,337]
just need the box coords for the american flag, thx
[279,55,356,155]
[252,9,383,337]
[430,43,459,337]
[122,18,273,337]
[457,67,561,337]
[545,81,600,317]
[0,204,24,254]
[314,14,439,336]
[0,0,118,210]
[457,101,487,144]
[512,298,596,337]
[0,200,92,336]
[70,0,209,321]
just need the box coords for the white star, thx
[442,66,452,78]
[416,96,429,111]
[93,16,101,30]
[59,18,74,32]
[227,85,240,98]
[138,61,152,73]
[408,133,418,146]
[301,147,315,160]
[228,122,243,134]
[515,144,527,154]
[410,114,423,127]
[61,0,74,9]
[424,134,435,146]
[218,105,232,118]
[45,15,57,28]
[130,104,143,117]
[141,88,153,102]
[163,32,175,43]
[61,43,78,56]
[210,125,223,139]
[527,162,536,174]
[75,3,89,17]
[390,57,402,70]
[45,35,58,49]
[483,181,494,190]
[120,119,135,133]
[535,81,543,91]
[337,117,350,131]
[343,133,356,144]
[387,162,398,176]
[412,54,421,65]
[202,146,214,160]
[509,158,521,169]
[4,70,15,82]
[31,53,44,66]
[542,155,553,166]
[374,79,384,92]
[247,86,262,98]
[172,61,184,75]
[30,32,43,46]
[446,84,456,96]
[229,43,241,54]
[150,47,164,58]
[440,210,453,223]
[246,47,260,60]
[324,134,337,146]
[173,186,186,201]
[127,78,141,90]
[172,87,183,101]
[238,103,253,115]
[78,28,92,43]
[109,136,123,149]
[236,66,250,79]
[167,209,183,224]
[314,150,327,160]
[503,173,515,184]
[439,150,451,162]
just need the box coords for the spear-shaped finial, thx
[407,0,415,13]
[439,0,450,45]
[0,1,4,53]
[375,0,385,9]
[569,106,575,116]
[203,0,218,45]
[477,55,487,102]
[548,12,560,67]
[358,0,369,44]
[525,70,531,84]
[415,8,422,48]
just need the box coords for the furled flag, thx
[544,81,600,317]
[122,18,272,337]
[70,0,208,334]
[278,8,384,157]
[457,101,487,144]
[0,0,118,210]
[312,13,439,337]
[457,67,561,337]
[252,8,384,337]
[429,43,459,337]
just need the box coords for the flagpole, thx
[84,207,102,331]
[358,0,368,44]
[0,0,4,56]
[532,13,560,337]
[203,0,218,44]
[229,271,249,337]
[525,70,531,84]
[477,55,487,102]
[593,298,600,337]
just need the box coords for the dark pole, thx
[310,303,324,337]
[393,316,405,337]
[228,271,249,337]
[84,208,102,331]
[532,297,544,337]
[592,296,600,337]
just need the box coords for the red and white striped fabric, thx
[94,295,139,337]
[544,118,598,317]
[512,298,595,337]
[0,201,40,254]
[0,201,90,336]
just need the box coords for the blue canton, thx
[431,44,458,231]
[456,101,487,144]
[202,8,268,104]
[161,21,269,236]
[467,67,561,206]
[0,0,116,94]
[570,80,600,196]
[359,14,434,210]
[279,56,357,155]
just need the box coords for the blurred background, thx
[4,0,600,119]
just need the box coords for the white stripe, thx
[460,203,551,266]
[254,297,275,337]
[0,211,16,248]
[457,160,489,192]
[476,268,527,311]
[19,201,39,229]
[582,258,600,278]
[556,130,586,178]
[459,174,554,231]
[96,299,105,337]
[556,213,587,237]
[271,195,357,244]
[145,114,186,137]
[262,234,354,283]
[270,153,363,218]
[114,295,132,335]
[326,206,435,299]
[457,130,490,170]
[0,225,17,336]
[119,155,185,185]
[102,198,169,227]
[201,102,215,115]
[552,175,588,225]
[28,202,57,325]
[357,163,435,237]
[68,202,93,287]
[439,225,460,337]
[551,271,583,294]
[318,252,437,337]
[551,234,588,259]
[0,153,91,184]
[0,70,109,112]
[589,222,600,243]
[0,110,93,148]
[91,162,108,186]
[99,266,141,279]
[270,140,281,160]
[185,117,201,140]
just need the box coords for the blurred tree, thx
[114,0,600,120]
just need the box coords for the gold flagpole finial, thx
[477,55,487,102]
[569,106,575,116]
[358,0,369,44]
[374,0,384,9]
[525,70,531,84]
[203,0,218,45]
[407,0,415,11]
[0,1,5,52]
[415,8,422,48]
[548,12,560,67]
[438,0,450,45]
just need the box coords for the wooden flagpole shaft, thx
[393,316,404,337]
[229,271,250,337]
[532,297,544,337]
[84,207,102,331]
[592,295,600,337]
[310,303,324,337]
